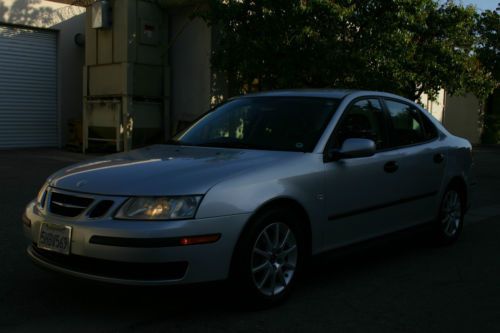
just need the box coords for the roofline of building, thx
[46,0,208,8]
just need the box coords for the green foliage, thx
[476,9,500,144]
[481,113,500,144]
[201,0,498,101]
[476,10,500,81]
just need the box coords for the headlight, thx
[115,196,202,220]
[36,182,49,208]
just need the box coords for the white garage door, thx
[0,24,58,148]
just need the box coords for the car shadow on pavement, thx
[9,221,498,332]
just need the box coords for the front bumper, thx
[23,201,250,285]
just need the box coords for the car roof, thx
[238,89,353,99]
[237,89,408,100]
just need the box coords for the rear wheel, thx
[433,186,465,245]
[231,207,305,308]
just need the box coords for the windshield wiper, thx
[194,140,269,150]
[174,139,304,152]
[165,139,191,146]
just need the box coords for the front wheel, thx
[251,222,298,297]
[230,207,305,307]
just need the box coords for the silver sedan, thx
[23,90,473,306]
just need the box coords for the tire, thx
[432,185,465,246]
[230,206,306,308]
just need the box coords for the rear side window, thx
[419,111,439,141]
[384,99,435,147]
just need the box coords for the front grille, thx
[88,200,114,218]
[31,245,189,281]
[49,192,94,217]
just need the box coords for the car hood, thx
[48,145,299,196]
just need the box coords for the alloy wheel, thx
[251,222,298,296]
[441,190,462,237]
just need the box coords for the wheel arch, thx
[230,197,313,272]
[446,176,468,211]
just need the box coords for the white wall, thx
[0,0,85,146]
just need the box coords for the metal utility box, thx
[83,0,170,151]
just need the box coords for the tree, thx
[201,0,498,101]
[476,10,499,86]
[476,9,500,143]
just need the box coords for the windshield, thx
[172,97,340,152]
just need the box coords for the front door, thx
[322,98,409,249]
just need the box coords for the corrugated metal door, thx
[0,25,58,148]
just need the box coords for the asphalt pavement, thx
[0,147,499,333]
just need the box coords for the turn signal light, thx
[179,234,220,246]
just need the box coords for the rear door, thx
[381,98,445,226]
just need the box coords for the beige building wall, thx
[443,93,483,144]
[421,90,483,144]
[0,0,85,146]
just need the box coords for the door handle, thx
[384,161,399,173]
[434,153,445,164]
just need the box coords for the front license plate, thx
[38,223,72,255]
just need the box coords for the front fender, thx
[196,154,326,252]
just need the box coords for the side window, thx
[385,100,429,147]
[419,111,439,141]
[332,99,388,149]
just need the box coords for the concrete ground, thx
[0,147,499,332]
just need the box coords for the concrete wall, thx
[169,5,211,134]
[0,0,85,146]
[443,93,483,144]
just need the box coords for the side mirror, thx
[326,138,376,162]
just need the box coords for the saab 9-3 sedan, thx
[23,90,473,306]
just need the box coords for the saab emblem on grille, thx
[76,180,88,188]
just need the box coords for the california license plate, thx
[38,223,72,255]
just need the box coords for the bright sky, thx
[459,0,498,11]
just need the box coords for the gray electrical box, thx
[84,0,169,152]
